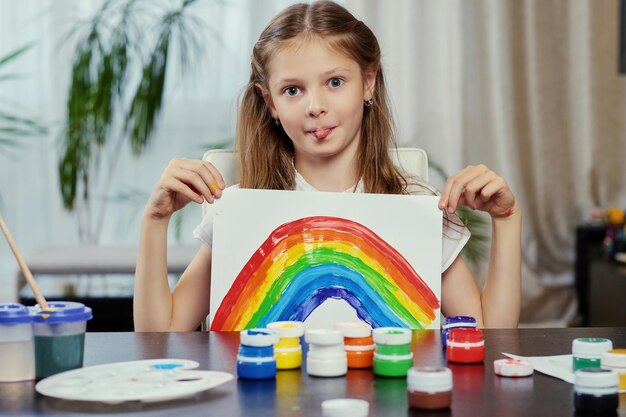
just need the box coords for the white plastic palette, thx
[35,359,233,404]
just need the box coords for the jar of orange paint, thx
[335,322,375,369]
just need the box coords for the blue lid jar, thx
[0,303,34,324]
[31,301,93,323]
[237,329,278,380]
[441,316,477,348]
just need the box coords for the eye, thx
[282,86,300,96]
[328,77,344,88]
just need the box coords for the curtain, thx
[348,0,626,325]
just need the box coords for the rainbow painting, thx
[210,215,440,331]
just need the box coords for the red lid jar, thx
[446,328,485,364]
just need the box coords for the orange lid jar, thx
[335,322,375,369]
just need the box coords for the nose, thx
[307,90,327,117]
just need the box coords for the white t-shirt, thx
[193,171,470,272]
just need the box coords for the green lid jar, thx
[572,338,613,372]
[372,327,413,377]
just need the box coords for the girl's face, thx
[261,38,375,165]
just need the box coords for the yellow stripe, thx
[235,240,429,328]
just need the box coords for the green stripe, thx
[248,247,421,328]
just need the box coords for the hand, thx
[145,158,225,220]
[439,164,517,218]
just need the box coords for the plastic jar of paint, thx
[322,398,369,417]
[574,368,619,414]
[446,328,485,364]
[493,358,533,377]
[335,322,375,369]
[407,366,453,410]
[441,316,477,348]
[372,327,413,377]
[237,329,279,379]
[572,337,613,372]
[31,301,92,378]
[601,349,626,390]
[305,329,347,377]
[0,303,35,382]
[267,321,304,370]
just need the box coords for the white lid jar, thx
[305,329,347,377]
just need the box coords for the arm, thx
[481,203,521,327]
[439,165,521,328]
[133,159,224,332]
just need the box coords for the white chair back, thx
[202,147,428,187]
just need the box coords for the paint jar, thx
[574,368,619,415]
[267,321,304,370]
[493,359,533,377]
[441,315,477,348]
[572,337,613,372]
[0,303,35,382]
[446,328,485,364]
[237,329,279,379]
[322,398,369,417]
[305,329,347,377]
[32,301,92,379]
[407,366,453,410]
[601,349,626,390]
[335,322,375,369]
[372,327,413,377]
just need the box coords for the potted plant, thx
[59,0,208,242]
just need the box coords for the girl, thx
[134,1,521,331]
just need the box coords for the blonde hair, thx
[236,0,411,194]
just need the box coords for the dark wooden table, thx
[3,328,626,416]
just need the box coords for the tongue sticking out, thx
[312,128,333,140]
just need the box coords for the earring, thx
[364,99,373,107]
[273,118,281,126]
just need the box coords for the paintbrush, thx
[0,213,49,310]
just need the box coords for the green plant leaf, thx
[0,43,34,66]
[125,28,170,154]
[0,73,26,82]
[0,44,48,157]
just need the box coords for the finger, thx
[439,166,472,210]
[463,170,498,209]
[442,166,485,212]
[163,178,204,204]
[197,163,223,198]
[176,167,215,203]
[200,161,226,191]
[176,159,225,196]
[478,177,510,205]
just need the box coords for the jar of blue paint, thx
[574,368,619,414]
[441,316,477,348]
[237,329,279,380]
[31,301,92,379]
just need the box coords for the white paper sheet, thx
[502,352,575,384]
[503,352,626,392]
[209,189,443,330]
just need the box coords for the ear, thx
[255,83,278,118]
[363,70,377,102]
